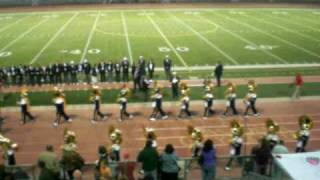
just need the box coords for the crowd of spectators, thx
[0,135,292,180]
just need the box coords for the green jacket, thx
[38,151,60,173]
[38,168,58,180]
[137,147,159,171]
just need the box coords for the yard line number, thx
[158,46,189,53]
[0,51,12,58]
[60,48,101,55]
[244,45,279,51]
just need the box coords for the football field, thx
[0,8,320,70]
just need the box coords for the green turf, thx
[1,82,320,107]
[0,8,320,69]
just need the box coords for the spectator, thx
[99,159,112,180]
[251,138,271,175]
[291,73,303,99]
[109,153,118,179]
[214,62,223,87]
[198,139,216,180]
[159,144,179,180]
[272,140,289,179]
[95,145,109,180]
[60,149,85,180]
[38,161,57,180]
[118,152,136,180]
[73,169,83,180]
[137,140,159,180]
[37,145,60,179]
[272,140,289,154]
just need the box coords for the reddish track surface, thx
[1,97,320,165]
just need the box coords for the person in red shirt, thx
[292,73,303,99]
[117,152,136,180]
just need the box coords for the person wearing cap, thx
[170,72,180,99]
[223,82,238,116]
[90,86,106,124]
[121,57,130,82]
[163,55,172,80]
[17,88,35,124]
[53,88,72,127]
[203,84,215,119]
[147,59,155,79]
[178,88,192,119]
[117,84,133,122]
[243,80,259,117]
[149,84,168,121]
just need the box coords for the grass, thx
[1,82,320,107]
[0,8,319,70]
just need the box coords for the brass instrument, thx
[61,128,77,151]
[293,115,314,139]
[187,125,203,142]
[224,82,236,99]
[109,125,122,144]
[143,126,157,140]
[0,133,18,151]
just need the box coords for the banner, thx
[274,151,320,180]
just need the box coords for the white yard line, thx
[291,14,320,26]
[29,13,79,64]
[219,13,320,59]
[121,12,133,64]
[246,14,320,43]
[0,18,48,53]
[0,15,30,34]
[264,13,320,34]
[198,13,288,64]
[145,12,189,68]
[80,11,101,63]
[169,12,239,65]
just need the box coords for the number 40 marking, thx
[158,46,189,53]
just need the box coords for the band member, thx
[90,85,106,124]
[17,87,35,124]
[109,125,122,161]
[163,55,172,80]
[170,72,180,99]
[0,133,18,165]
[149,82,168,121]
[117,84,133,122]
[187,125,203,157]
[225,120,243,171]
[61,128,77,151]
[294,115,313,152]
[265,118,280,149]
[141,75,151,102]
[143,127,157,148]
[178,83,192,119]
[203,80,215,119]
[223,82,238,116]
[147,59,155,79]
[53,87,72,127]
[244,80,259,117]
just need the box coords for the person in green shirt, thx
[37,145,60,179]
[38,161,58,180]
[137,140,159,180]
